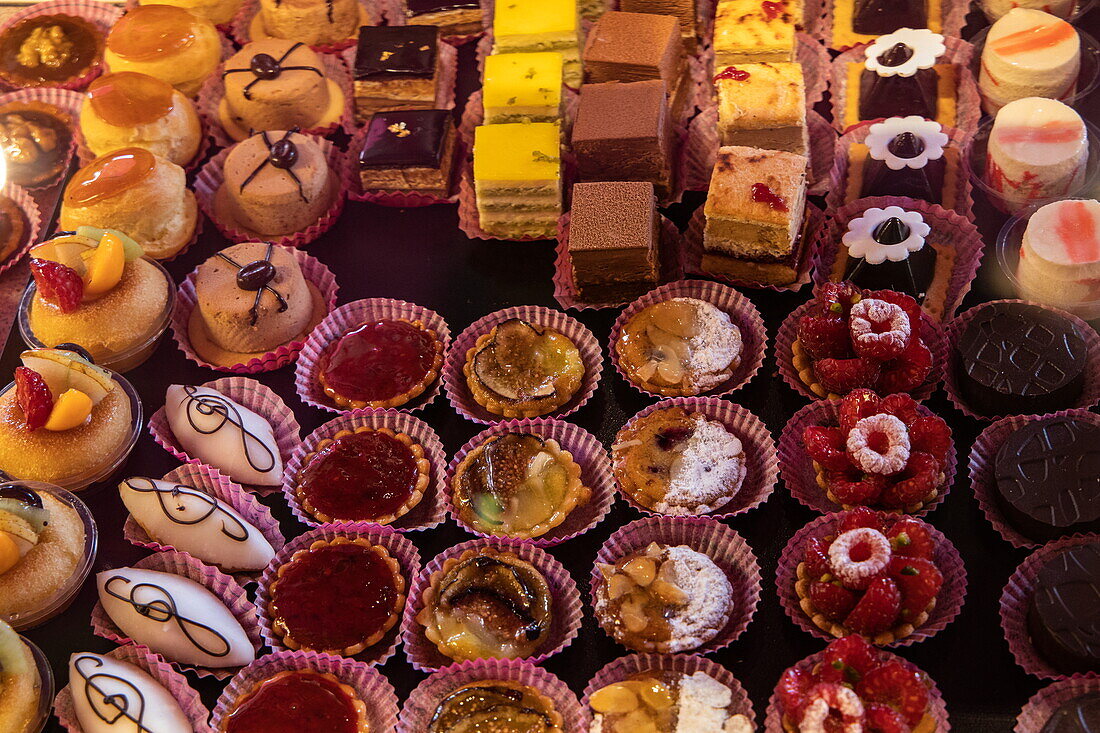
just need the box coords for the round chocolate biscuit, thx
[1042,694,1100,733]
[1028,543,1100,675]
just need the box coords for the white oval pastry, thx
[96,567,255,668]
[68,652,192,733]
[119,477,276,572]
[164,384,283,486]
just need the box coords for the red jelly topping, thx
[714,66,751,82]
[321,320,437,402]
[271,543,399,652]
[224,671,360,733]
[761,0,786,20]
[751,182,789,212]
[297,430,419,521]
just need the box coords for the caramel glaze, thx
[87,72,175,127]
[106,5,197,61]
[64,147,155,207]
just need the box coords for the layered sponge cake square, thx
[568,181,660,302]
[493,0,580,85]
[716,62,807,154]
[483,52,564,124]
[582,11,688,116]
[713,0,801,66]
[473,122,561,238]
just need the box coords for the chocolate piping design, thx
[123,477,250,544]
[102,575,235,658]
[215,243,289,326]
[72,654,155,732]
[221,42,323,101]
[238,130,309,205]
[180,385,279,477]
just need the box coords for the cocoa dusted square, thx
[568,181,660,302]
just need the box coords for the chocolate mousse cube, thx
[353,25,442,124]
[618,0,698,51]
[358,109,456,196]
[568,181,660,302]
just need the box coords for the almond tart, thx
[428,680,564,733]
[219,669,370,733]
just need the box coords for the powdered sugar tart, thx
[588,669,753,733]
[615,297,742,397]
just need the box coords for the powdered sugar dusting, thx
[664,545,734,649]
[659,416,746,515]
[676,671,752,733]
[675,298,742,388]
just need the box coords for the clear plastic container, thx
[24,635,54,733]
[978,0,1096,23]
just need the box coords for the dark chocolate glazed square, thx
[405,0,479,14]
[359,109,452,169]
[354,25,439,80]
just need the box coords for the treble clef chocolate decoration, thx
[102,575,234,659]
[238,129,310,204]
[181,385,278,476]
[222,42,322,101]
[72,654,155,732]
[215,242,289,326]
[122,477,250,543]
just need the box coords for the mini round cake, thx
[219,40,345,141]
[80,71,203,167]
[104,4,221,97]
[588,670,752,733]
[219,670,370,733]
[0,100,72,188]
[1016,199,1100,317]
[139,0,244,25]
[0,13,104,88]
[215,130,337,238]
[979,8,1080,113]
[254,0,363,47]
[1028,542,1100,674]
[0,619,40,732]
[427,680,564,733]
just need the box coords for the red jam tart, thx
[318,318,443,410]
[268,537,406,656]
[220,670,370,733]
[295,426,430,525]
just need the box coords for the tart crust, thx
[811,458,945,514]
[219,669,371,733]
[843,62,957,130]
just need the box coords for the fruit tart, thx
[802,390,951,512]
[792,282,936,399]
[588,670,753,733]
[775,635,940,733]
[0,14,104,88]
[427,680,564,733]
[0,618,42,732]
[219,670,370,733]
[0,100,73,187]
[464,318,585,418]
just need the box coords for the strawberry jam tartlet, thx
[792,283,935,399]
[803,390,952,511]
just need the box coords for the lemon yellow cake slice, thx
[474,122,562,238]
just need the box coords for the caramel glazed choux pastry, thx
[60,147,199,261]
[253,0,366,47]
[218,40,345,142]
[137,0,245,26]
[104,4,222,98]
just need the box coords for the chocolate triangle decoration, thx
[888,132,926,159]
[873,217,912,245]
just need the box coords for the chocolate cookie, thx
[1028,543,1100,675]
[1042,694,1100,733]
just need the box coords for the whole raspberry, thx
[815,357,881,395]
[776,666,814,722]
[29,257,84,313]
[879,393,921,426]
[820,281,863,318]
[890,556,943,619]
[804,536,832,578]
[798,313,851,360]
[865,702,910,733]
[849,299,912,361]
[877,338,933,395]
[840,506,886,533]
[866,289,922,326]
[14,366,52,431]
[880,452,940,508]
[809,581,858,621]
[829,527,893,590]
[857,661,930,727]
[804,426,853,471]
[844,577,902,635]
[823,635,880,681]
[838,389,883,433]
[846,414,911,476]
[887,517,935,559]
[909,416,952,465]
[800,683,866,731]
[825,467,888,507]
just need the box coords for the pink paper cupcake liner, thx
[611,397,777,519]
[764,647,951,731]
[442,304,602,424]
[608,279,766,399]
[148,375,302,495]
[0,184,42,279]
[346,118,460,206]
[681,201,824,293]
[1016,677,1100,732]
[444,417,615,546]
[342,40,458,126]
[294,297,451,414]
[255,523,422,667]
[170,247,338,373]
[400,537,583,671]
[281,408,448,532]
[1000,533,1100,680]
[943,299,1100,421]
[0,87,83,191]
[193,132,350,249]
[121,462,287,582]
[90,550,263,680]
[590,516,762,655]
[776,510,967,646]
[830,36,981,135]
[810,195,984,322]
[398,658,589,733]
[54,643,214,733]
[819,0,967,51]
[778,398,957,516]
[229,0,381,53]
[582,652,755,729]
[210,650,399,732]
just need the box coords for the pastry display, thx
[427,679,564,732]
[59,147,199,260]
[1039,694,1100,732]
[253,0,362,47]
[68,651,192,733]
[472,122,561,239]
[463,318,584,417]
[103,4,221,97]
[138,0,244,25]
[0,193,27,264]
[353,25,442,123]
[219,41,345,141]
[842,116,958,206]
[588,670,753,732]
[979,9,1080,114]
[593,541,733,653]
[1028,542,1100,674]
[702,145,808,286]
[0,619,41,732]
[417,546,553,661]
[0,100,73,188]
[713,0,800,66]
[793,283,935,398]
[81,71,203,167]
[566,181,660,303]
[293,426,430,524]
[404,0,482,36]
[612,407,746,515]
[164,384,284,486]
[219,669,370,733]
[716,62,807,154]
[188,242,327,366]
[119,476,276,572]
[620,0,698,52]
[493,0,580,87]
[96,566,255,668]
[1016,199,1100,316]
[483,52,563,125]
[358,109,457,197]
[0,14,104,88]
[952,301,1088,417]
[267,536,406,655]
[451,432,591,539]
[582,12,688,117]
[215,131,338,238]
[317,317,443,409]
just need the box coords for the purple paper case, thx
[89,550,263,681]
[0,87,82,191]
[398,658,589,733]
[281,408,448,532]
[255,523,422,667]
[229,0,381,53]
[148,375,302,495]
[0,0,122,91]
[590,516,762,655]
[0,184,42,279]
[611,396,778,519]
[444,417,615,546]
[54,643,214,733]
[294,297,452,415]
[819,0,967,50]
[1016,678,1100,733]
[400,537,583,671]
[211,650,399,732]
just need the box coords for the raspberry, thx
[850,299,912,361]
[810,581,858,621]
[804,536,832,578]
[14,366,52,431]
[800,683,866,731]
[877,338,933,395]
[880,452,940,508]
[865,702,910,733]
[890,556,943,619]
[815,357,881,395]
[846,414,911,476]
[840,506,886,534]
[866,289,922,327]
[857,661,930,727]
[825,467,888,507]
[29,258,83,313]
[879,393,921,427]
[823,635,880,681]
[844,577,901,634]
[820,281,863,318]
[829,528,893,590]
[804,426,853,471]
[909,416,952,465]
[777,666,814,722]
[887,517,935,559]
[838,389,883,433]
[798,313,852,360]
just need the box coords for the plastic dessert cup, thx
[23,635,54,733]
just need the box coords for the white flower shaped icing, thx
[864,28,947,77]
[866,116,950,170]
[842,206,931,264]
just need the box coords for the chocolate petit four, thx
[713,0,801,67]
[0,14,104,88]
[1017,199,1100,316]
[0,100,72,188]
[254,0,362,47]
[404,0,482,36]
[353,25,441,124]
[103,4,221,97]
[68,652,193,733]
[620,0,698,52]
[220,670,369,733]
[493,0,580,87]
[567,181,660,303]
[483,52,563,124]
[428,680,564,732]
[715,62,807,154]
[954,302,1089,417]
[1028,542,1100,674]
[844,116,958,206]
[1041,695,1100,733]
[834,0,939,48]
[589,670,753,733]
[583,12,687,117]
[358,109,456,197]
[0,195,26,263]
[979,8,1080,114]
[473,122,561,239]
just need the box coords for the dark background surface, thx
[4,7,1100,731]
